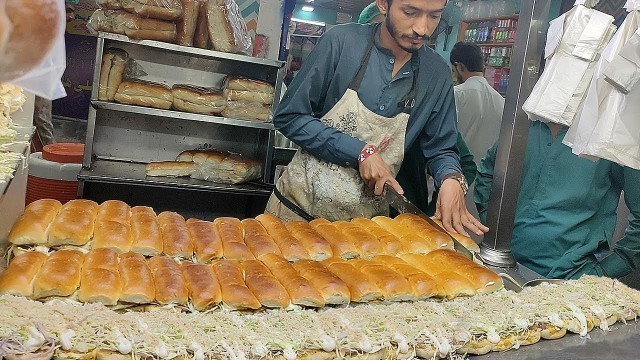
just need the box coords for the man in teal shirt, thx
[475,122,640,279]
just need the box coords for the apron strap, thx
[273,187,316,221]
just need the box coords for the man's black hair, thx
[449,42,484,72]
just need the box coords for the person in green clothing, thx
[475,122,640,279]
[357,2,477,215]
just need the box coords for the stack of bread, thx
[222,76,274,122]
[88,0,251,54]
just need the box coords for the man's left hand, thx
[435,178,489,236]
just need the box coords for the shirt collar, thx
[373,23,421,71]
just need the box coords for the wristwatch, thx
[443,173,469,195]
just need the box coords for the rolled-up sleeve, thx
[273,31,366,168]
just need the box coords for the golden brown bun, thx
[214,217,255,261]
[7,199,62,245]
[175,0,199,46]
[429,217,481,252]
[84,248,120,271]
[97,200,131,224]
[285,221,333,261]
[0,0,62,82]
[309,220,359,259]
[118,252,155,303]
[180,262,222,310]
[98,49,128,102]
[399,253,477,298]
[78,268,122,306]
[349,259,414,302]
[292,260,350,305]
[371,256,443,299]
[241,218,282,258]
[92,220,133,254]
[225,77,275,94]
[171,85,225,114]
[0,251,48,297]
[186,219,223,263]
[371,216,438,254]
[350,218,406,256]
[223,89,274,105]
[322,259,382,302]
[221,101,272,122]
[333,221,383,258]
[255,214,310,261]
[32,249,85,299]
[259,253,325,307]
[176,150,262,184]
[114,80,173,109]
[242,259,290,308]
[145,161,196,177]
[211,259,261,310]
[148,256,189,305]
[157,211,194,258]
[423,249,503,294]
[395,214,454,250]
[48,200,99,246]
[130,206,163,256]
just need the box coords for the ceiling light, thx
[301,5,315,11]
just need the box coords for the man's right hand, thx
[359,152,403,196]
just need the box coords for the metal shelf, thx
[92,101,275,130]
[99,32,285,68]
[78,159,274,196]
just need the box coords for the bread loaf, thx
[349,259,414,302]
[309,220,359,259]
[158,212,194,258]
[97,200,131,224]
[206,0,250,54]
[225,77,275,94]
[93,220,133,253]
[146,161,196,177]
[285,221,333,261]
[180,262,222,310]
[214,217,254,261]
[123,0,183,21]
[333,221,383,258]
[88,9,115,33]
[171,85,225,115]
[176,150,262,184]
[112,10,135,34]
[351,217,406,256]
[371,216,438,254]
[221,101,272,122]
[395,214,454,250]
[193,0,211,48]
[148,256,189,305]
[241,218,282,258]
[98,50,128,102]
[322,259,382,302]
[115,80,173,110]
[0,251,48,297]
[78,248,122,305]
[223,89,274,105]
[186,219,223,262]
[292,260,350,305]
[371,255,442,299]
[211,259,261,310]
[118,252,155,303]
[123,14,177,42]
[48,200,99,246]
[242,259,290,308]
[255,214,310,261]
[32,249,85,299]
[176,0,199,46]
[259,253,324,307]
[7,199,62,245]
[130,206,163,256]
[429,217,481,253]
[399,253,477,298]
[423,249,503,294]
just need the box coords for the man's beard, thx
[385,12,427,53]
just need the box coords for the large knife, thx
[381,184,475,260]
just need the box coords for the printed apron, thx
[266,31,418,221]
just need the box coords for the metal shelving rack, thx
[79,33,285,204]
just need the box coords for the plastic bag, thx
[207,0,251,54]
[97,0,123,10]
[122,0,183,21]
[221,100,272,122]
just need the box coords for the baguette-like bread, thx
[371,255,442,299]
[399,253,477,298]
[322,259,382,302]
[98,50,128,102]
[211,259,261,310]
[285,221,333,261]
[214,217,254,261]
[223,89,274,105]
[176,0,199,46]
[97,200,131,224]
[92,220,133,253]
[350,218,406,256]
[130,206,163,256]
[225,77,275,94]
[78,248,122,305]
[259,253,324,307]
[176,150,262,184]
[98,52,115,101]
[115,80,173,109]
[193,0,211,48]
[394,214,454,250]
[292,260,350,305]
[309,219,359,259]
[48,200,99,246]
[7,199,62,245]
[157,211,194,258]
[423,249,503,294]
[221,101,272,122]
[118,252,155,303]
[148,256,189,305]
[255,214,310,261]
[333,221,383,258]
[241,218,282,258]
[371,216,439,254]
[32,250,85,299]
[429,217,481,253]
[180,262,222,310]
[123,0,183,21]
[349,259,414,302]
[186,219,223,263]
[171,85,225,115]
[146,161,196,177]
[0,251,48,297]
[242,259,290,308]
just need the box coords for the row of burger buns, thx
[90,0,251,54]
[0,247,502,310]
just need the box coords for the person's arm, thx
[474,143,498,224]
[457,133,477,185]
[274,29,365,169]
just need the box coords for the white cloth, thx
[564,12,640,170]
[522,5,616,126]
[453,76,504,161]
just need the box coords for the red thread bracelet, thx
[358,144,377,164]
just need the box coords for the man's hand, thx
[359,152,403,196]
[435,178,489,236]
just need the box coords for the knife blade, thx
[381,184,475,260]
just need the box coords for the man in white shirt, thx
[450,42,505,161]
